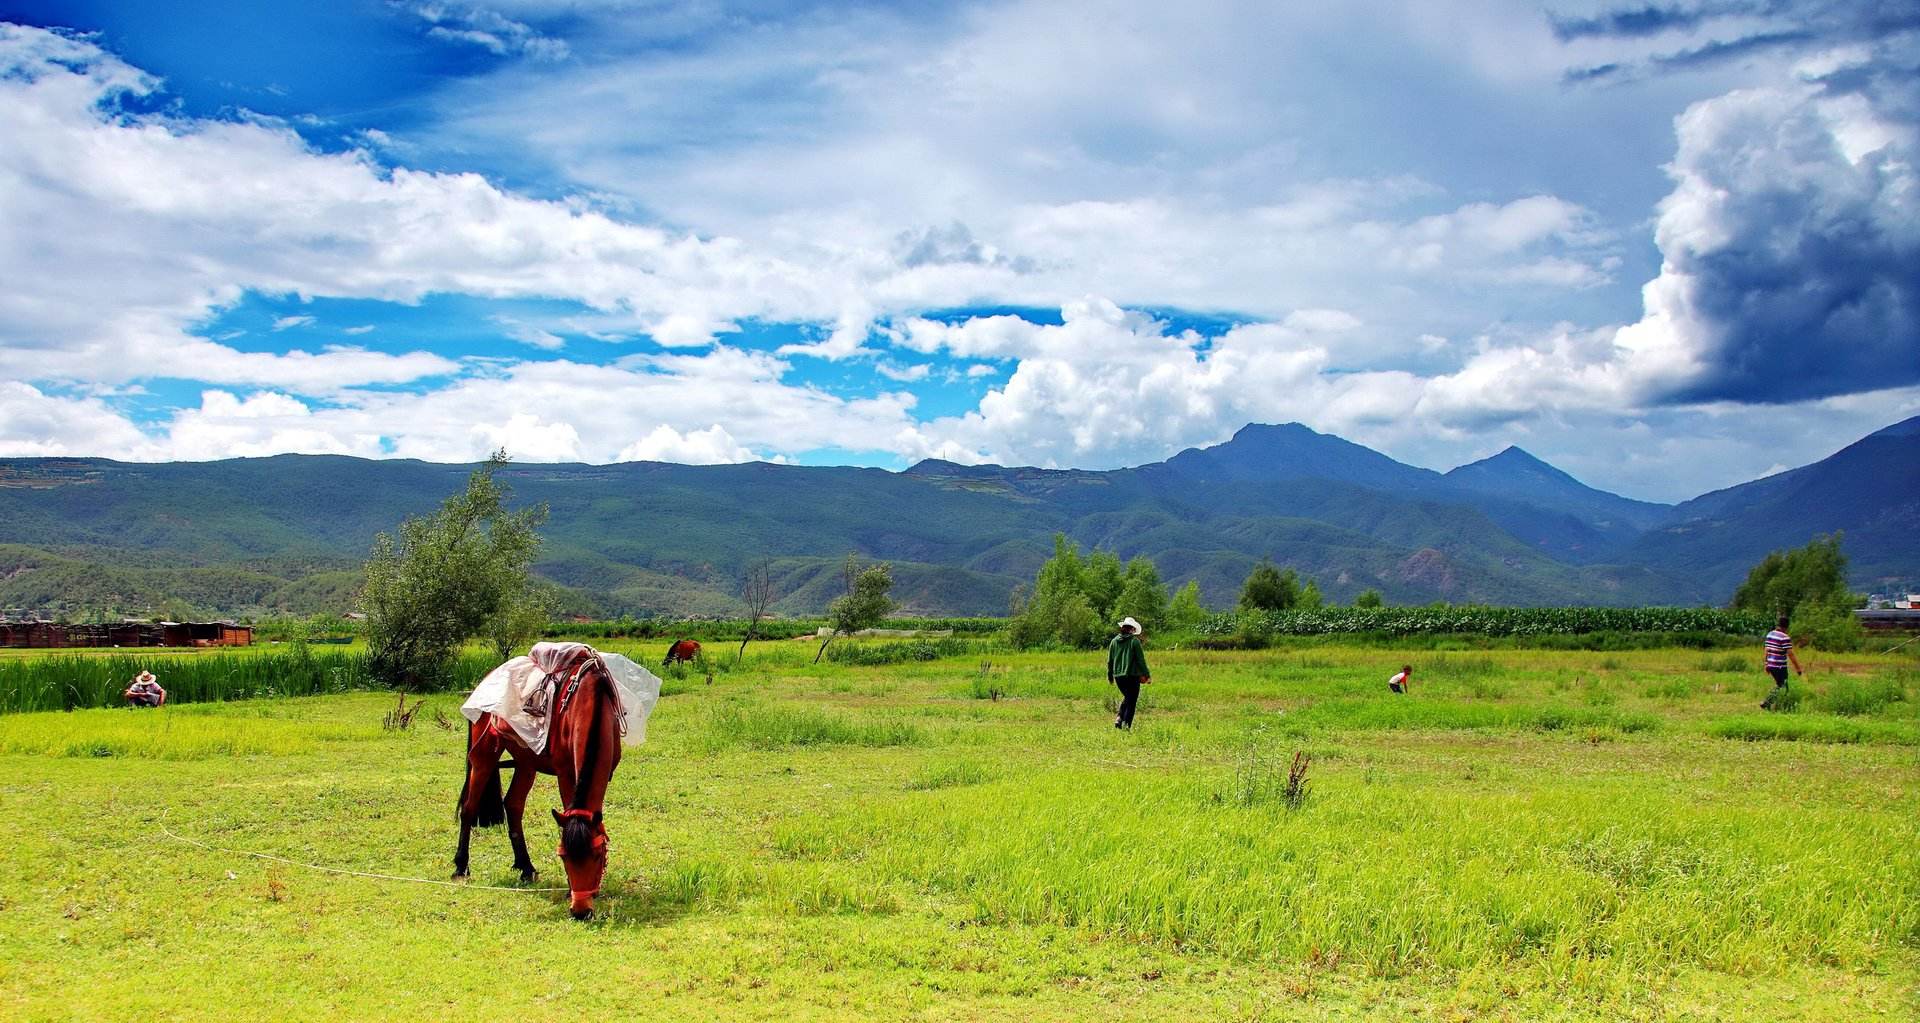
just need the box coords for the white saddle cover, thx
[460,642,662,754]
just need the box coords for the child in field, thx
[123,670,166,708]
[1760,615,1802,710]
[1388,664,1411,694]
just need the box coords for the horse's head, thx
[552,807,608,919]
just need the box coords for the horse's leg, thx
[504,756,539,883]
[454,721,505,880]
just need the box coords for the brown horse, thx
[454,648,623,918]
[663,638,701,666]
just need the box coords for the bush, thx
[1795,601,1865,653]
[825,638,982,666]
[1816,675,1907,717]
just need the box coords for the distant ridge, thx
[0,417,1911,616]
[1445,445,1670,532]
[1620,414,1920,591]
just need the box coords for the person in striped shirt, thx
[1760,615,1803,710]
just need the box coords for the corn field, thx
[1203,606,1772,638]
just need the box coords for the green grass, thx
[1,643,1916,1021]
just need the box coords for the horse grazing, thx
[455,645,623,919]
[663,638,701,666]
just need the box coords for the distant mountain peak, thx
[1230,421,1318,440]
[1456,445,1576,482]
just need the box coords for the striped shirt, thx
[1764,629,1793,669]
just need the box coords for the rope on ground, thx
[1883,634,1918,655]
[157,811,570,893]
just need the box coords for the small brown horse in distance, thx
[455,649,622,918]
[663,638,701,666]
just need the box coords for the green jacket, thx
[1107,633,1149,680]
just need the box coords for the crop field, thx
[1,641,1916,1021]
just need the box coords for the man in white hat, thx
[123,670,166,708]
[1106,617,1151,729]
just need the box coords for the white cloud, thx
[876,361,931,382]
[496,318,565,350]
[472,412,582,461]
[271,314,316,331]
[343,324,377,335]
[1612,79,1920,403]
[0,383,160,458]
[615,424,759,464]
[402,3,570,62]
[0,25,871,388]
[162,391,379,460]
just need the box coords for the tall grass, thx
[0,648,499,713]
[770,771,1919,974]
[1707,714,1919,745]
[701,702,924,752]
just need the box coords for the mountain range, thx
[0,416,1913,616]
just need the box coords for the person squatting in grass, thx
[1761,614,1803,710]
[123,670,165,708]
[1107,616,1150,729]
[1388,664,1412,694]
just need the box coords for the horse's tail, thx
[461,718,508,829]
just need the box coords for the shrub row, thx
[1200,606,1771,638]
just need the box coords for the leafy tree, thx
[1354,588,1384,608]
[1731,534,1861,651]
[815,555,897,662]
[484,584,554,661]
[1731,534,1854,616]
[1239,560,1300,612]
[1082,550,1126,623]
[1164,580,1208,633]
[1298,578,1324,610]
[361,451,548,688]
[1113,557,1170,632]
[1009,535,1166,647]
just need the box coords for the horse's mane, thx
[560,663,612,861]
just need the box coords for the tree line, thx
[356,458,1868,683]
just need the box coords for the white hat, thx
[135,670,156,683]
[1118,617,1142,633]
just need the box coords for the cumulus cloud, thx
[0,383,161,458]
[615,424,759,464]
[1614,69,1920,403]
[0,24,866,388]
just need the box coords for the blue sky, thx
[0,1,1914,499]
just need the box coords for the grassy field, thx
[1,641,1916,1021]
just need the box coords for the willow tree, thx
[361,451,548,688]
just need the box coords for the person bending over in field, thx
[123,670,166,708]
[1760,615,1803,710]
[1388,664,1412,694]
[1107,617,1150,730]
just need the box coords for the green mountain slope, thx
[0,418,1909,616]
[1620,416,1920,594]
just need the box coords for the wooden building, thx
[0,621,253,649]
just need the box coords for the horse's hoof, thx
[519,869,537,884]
[451,870,469,881]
